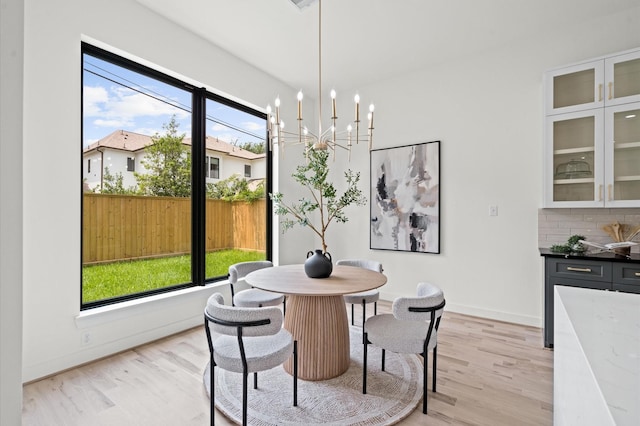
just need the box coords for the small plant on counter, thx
[551,234,587,253]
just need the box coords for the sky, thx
[82,53,266,148]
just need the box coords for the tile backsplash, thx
[538,208,640,253]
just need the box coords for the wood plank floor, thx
[22,301,553,425]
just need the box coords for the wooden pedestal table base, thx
[283,295,350,381]
[245,264,387,382]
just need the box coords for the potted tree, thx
[270,148,366,277]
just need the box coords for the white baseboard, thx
[379,291,541,328]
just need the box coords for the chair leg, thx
[210,358,215,426]
[351,304,355,326]
[363,332,368,394]
[432,345,437,392]
[381,349,386,371]
[423,352,428,414]
[374,301,377,315]
[230,283,236,307]
[283,298,286,317]
[293,340,298,406]
[242,372,248,426]
[253,372,258,389]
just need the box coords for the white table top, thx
[245,264,387,296]
[555,286,640,425]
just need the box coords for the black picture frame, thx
[370,141,440,253]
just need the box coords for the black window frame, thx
[126,156,135,172]
[244,164,251,178]
[80,42,272,310]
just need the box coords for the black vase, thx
[304,249,333,278]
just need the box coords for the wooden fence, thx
[82,193,266,264]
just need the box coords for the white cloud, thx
[210,123,227,132]
[83,85,109,116]
[84,84,189,125]
[94,118,133,128]
[243,120,264,132]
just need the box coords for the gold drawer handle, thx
[567,267,592,273]
[635,272,640,277]
[608,82,613,100]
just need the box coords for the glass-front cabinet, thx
[605,51,640,107]
[607,104,640,206]
[544,47,640,207]
[546,110,604,207]
[545,48,640,115]
[546,61,604,115]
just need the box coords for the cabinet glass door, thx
[605,51,640,106]
[607,104,640,206]
[546,110,604,206]
[546,61,604,115]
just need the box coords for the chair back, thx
[392,282,445,323]
[228,260,273,284]
[205,293,283,337]
[336,259,383,273]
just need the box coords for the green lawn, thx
[82,249,265,303]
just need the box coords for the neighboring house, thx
[83,130,266,192]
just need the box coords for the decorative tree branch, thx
[270,148,366,253]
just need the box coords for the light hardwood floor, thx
[22,301,553,425]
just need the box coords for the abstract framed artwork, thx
[370,140,440,253]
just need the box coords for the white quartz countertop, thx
[554,286,640,425]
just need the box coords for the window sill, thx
[74,281,228,329]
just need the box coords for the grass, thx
[82,249,265,303]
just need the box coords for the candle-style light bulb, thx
[354,94,360,122]
[331,89,337,119]
[266,104,272,114]
[275,97,281,128]
[297,91,303,120]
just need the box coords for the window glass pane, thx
[553,69,595,109]
[204,98,267,280]
[82,51,192,306]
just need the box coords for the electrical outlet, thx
[81,331,92,345]
[489,205,498,216]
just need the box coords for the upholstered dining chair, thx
[336,259,383,327]
[204,293,298,426]
[229,261,285,314]
[363,282,445,414]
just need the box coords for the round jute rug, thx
[203,327,424,425]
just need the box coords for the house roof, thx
[83,130,265,160]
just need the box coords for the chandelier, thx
[266,0,375,160]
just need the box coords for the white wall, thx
[309,6,640,326]
[21,0,297,382]
[17,0,640,386]
[1,0,24,422]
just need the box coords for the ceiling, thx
[136,0,639,98]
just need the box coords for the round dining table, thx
[245,264,387,381]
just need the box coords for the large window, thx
[81,43,270,309]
